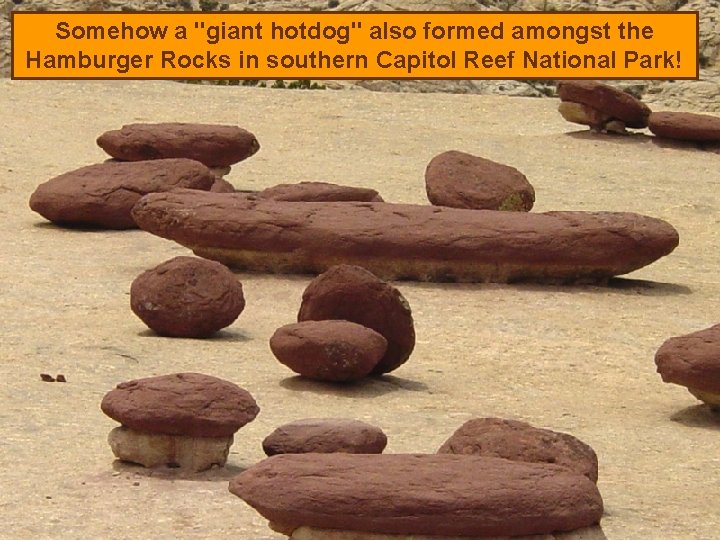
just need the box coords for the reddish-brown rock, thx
[131,190,680,284]
[648,111,720,142]
[130,256,245,338]
[258,182,383,202]
[557,81,651,128]
[425,150,535,211]
[270,320,387,382]
[655,324,720,402]
[101,372,259,437]
[210,177,237,193]
[97,123,260,168]
[229,453,603,537]
[298,265,415,375]
[29,159,215,229]
[262,418,387,456]
[437,417,599,482]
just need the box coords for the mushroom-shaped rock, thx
[262,418,387,456]
[297,265,415,375]
[557,81,651,130]
[648,111,720,142]
[655,323,720,410]
[257,182,383,202]
[130,256,245,338]
[97,123,260,168]
[29,159,215,229]
[425,150,535,211]
[101,373,259,471]
[270,320,387,382]
[437,417,599,483]
[229,454,604,538]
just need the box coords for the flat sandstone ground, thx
[1,80,719,540]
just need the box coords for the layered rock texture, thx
[3,0,719,111]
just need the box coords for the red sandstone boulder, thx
[97,123,260,168]
[210,177,237,193]
[655,323,720,410]
[270,320,387,382]
[29,159,215,229]
[557,81,651,129]
[437,417,599,482]
[425,150,535,211]
[297,265,415,375]
[648,111,720,142]
[229,453,604,538]
[258,181,383,202]
[262,418,387,455]
[130,191,680,284]
[130,256,245,338]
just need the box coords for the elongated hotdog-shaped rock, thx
[131,191,679,284]
[228,453,604,538]
[97,123,260,168]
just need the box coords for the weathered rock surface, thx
[655,323,720,409]
[297,265,415,375]
[229,453,604,537]
[101,372,260,437]
[97,123,260,168]
[557,81,651,129]
[262,418,387,455]
[648,111,720,142]
[269,320,388,381]
[29,158,215,229]
[130,256,245,338]
[437,417,599,482]
[131,190,680,284]
[258,182,383,202]
[425,150,535,211]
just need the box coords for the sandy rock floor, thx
[1,80,719,539]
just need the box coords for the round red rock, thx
[130,256,245,338]
[270,320,387,382]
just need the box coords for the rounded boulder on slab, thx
[101,372,260,438]
[97,122,260,168]
[228,453,604,538]
[648,111,720,142]
[130,256,245,338]
[425,150,535,211]
[437,417,599,482]
[270,320,387,382]
[655,323,720,410]
[29,159,215,229]
[557,81,651,128]
[257,181,383,202]
[262,418,388,456]
[297,265,415,375]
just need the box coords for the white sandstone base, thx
[108,426,233,472]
